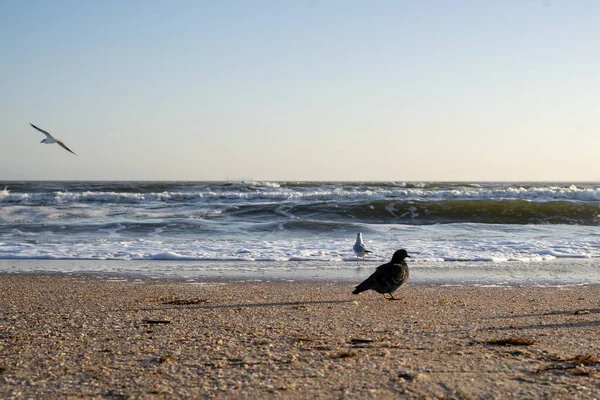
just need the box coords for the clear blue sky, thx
[1,0,599,181]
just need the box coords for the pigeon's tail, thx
[352,278,375,295]
[364,250,373,254]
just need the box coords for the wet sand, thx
[1,274,600,398]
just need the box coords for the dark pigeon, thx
[352,249,410,300]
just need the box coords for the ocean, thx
[0,181,598,285]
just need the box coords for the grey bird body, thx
[352,249,410,300]
[353,232,372,263]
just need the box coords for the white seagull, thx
[353,232,373,264]
[30,123,77,155]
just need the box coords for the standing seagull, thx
[353,232,372,264]
[30,123,77,155]
[352,249,410,300]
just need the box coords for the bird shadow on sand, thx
[108,299,354,313]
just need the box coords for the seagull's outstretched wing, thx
[30,123,53,138]
[56,140,77,155]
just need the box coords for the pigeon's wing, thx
[352,271,379,294]
[375,263,407,287]
[30,123,53,138]
[375,262,393,272]
[57,140,77,155]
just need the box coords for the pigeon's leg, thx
[386,293,399,301]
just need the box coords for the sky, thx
[1,0,599,181]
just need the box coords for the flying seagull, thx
[352,249,410,300]
[353,232,372,264]
[30,123,77,155]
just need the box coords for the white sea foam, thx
[0,223,597,262]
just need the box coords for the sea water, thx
[0,181,598,285]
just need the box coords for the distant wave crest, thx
[1,183,599,205]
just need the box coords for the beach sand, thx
[1,274,600,398]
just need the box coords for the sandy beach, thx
[1,274,600,398]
